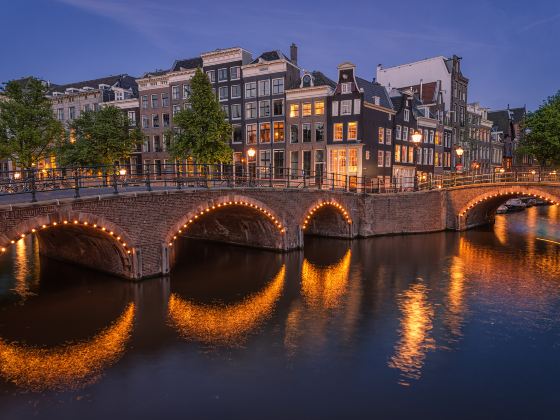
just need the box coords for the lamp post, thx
[247,148,256,184]
[411,130,423,191]
[455,146,464,173]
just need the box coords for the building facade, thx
[465,103,494,172]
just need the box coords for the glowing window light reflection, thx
[444,256,467,339]
[389,282,435,385]
[168,266,285,345]
[0,303,135,392]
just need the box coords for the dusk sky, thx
[2,0,559,111]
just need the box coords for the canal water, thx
[0,206,559,419]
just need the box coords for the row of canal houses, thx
[42,45,467,188]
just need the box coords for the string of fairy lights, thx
[302,200,352,231]
[0,220,131,255]
[167,200,285,247]
[459,191,559,218]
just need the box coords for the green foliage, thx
[57,106,141,167]
[0,78,64,169]
[518,92,560,167]
[169,68,232,164]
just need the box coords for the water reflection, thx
[389,281,435,385]
[444,256,467,340]
[12,237,40,300]
[0,303,135,392]
[168,266,285,346]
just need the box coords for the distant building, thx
[466,103,496,171]
[488,107,529,168]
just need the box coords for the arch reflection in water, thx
[389,281,435,385]
[168,266,285,346]
[301,250,351,309]
[0,303,135,392]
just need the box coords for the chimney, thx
[290,43,298,66]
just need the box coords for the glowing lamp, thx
[247,148,256,158]
[411,130,422,144]
[455,146,464,157]
[119,168,127,176]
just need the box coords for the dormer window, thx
[341,83,352,94]
[404,109,410,122]
[302,74,312,88]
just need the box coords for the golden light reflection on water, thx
[0,303,135,392]
[444,256,466,340]
[389,282,435,385]
[168,266,285,346]
[301,250,351,309]
[12,237,40,300]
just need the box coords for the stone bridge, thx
[0,182,558,280]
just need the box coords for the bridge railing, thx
[0,164,557,203]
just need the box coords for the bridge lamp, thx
[531,170,536,175]
[455,146,464,157]
[247,148,256,158]
[499,168,505,174]
[13,172,21,180]
[411,130,422,144]
[119,168,127,176]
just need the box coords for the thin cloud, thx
[520,13,560,31]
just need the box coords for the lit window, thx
[378,127,384,144]
[273,122,285,142]
[348,122,358,140]
[378,151,384,167]
[395,145,401,162]
[260,123,271,143]
[314,100,325,115]
[334,123,343,141]
[246,124,257,144]
[386,128,392,144]
[302,102,312,116]
[290,103,299,117]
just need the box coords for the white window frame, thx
[217,68,228,82]
[272,78,284,95]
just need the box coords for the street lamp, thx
[247,148,256,158]
[411,130,422,190]
[455,146,464,173]
[247,148,256,183]
[119,168,127,177]
[13,172,21,180]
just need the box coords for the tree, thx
[57,105,141,167]
[0,77,64,169]
[169,68,232,164]
[518,92,560,167]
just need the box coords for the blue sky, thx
[2,0,559,110]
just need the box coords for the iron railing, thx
[0,164,558,204]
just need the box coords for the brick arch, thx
[455,186,560,230]
[301,199,353,238]
[0,211,135,278]
[165,195,287,251]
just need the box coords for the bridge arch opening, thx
[167,199,286,255]
[302,200,353,238]
[0,215,135,279]
[458,190,560,230]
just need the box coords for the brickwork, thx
[1,183,558,280]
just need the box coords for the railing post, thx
[345,175,349,192]
[74,168,80,198]
[30,168,37,203]
[331,173,335,191]
[145,166,152,192]
[176,162,182,190]
[112,165,119,194]
[269,163,273,188]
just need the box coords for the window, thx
[69,106,76,120]
[273,99,284,116]
[141,95,148,109]
[273,122,285,142]
[386,128,392,144]
[128,111,136,125]
[341,82,352,93]
[290,103,299,118]
[302,123,311,142]
[152,114,160,128]
[314,100,325,115]
[160,93,168,107]
[385,151,391,167]
[429,148,434,165]
[403,126,409,142]
[219,86,228,101]
[183,84,191,99]
[206,70,215,83]
[423,129,429,143]
[378,127,384,144]
[143,136,151,152]
[348,122,358,140]
[290,124,298,143]
[163,113,170,127]
[246,124,257,144]
[290,151,299,174]
[231,84,241,99]
[259,100,271,117]
[408,147,414,163]
[423,148,428,165]
[353,99,361,114]
[401,145,407,163]
[395,145,401,162]
[260,123,271,143]
[404,109,410,122]
[173,104,181,116]
[172,85,180,100]
[302,102,312,116]
[334,123,343,141]
[273,150,285,176]
[232,125,242,143]
[272,78,284,94]
[396,125,402,140]
[260,150,271,168]
[303,151,312,175]
[315,123,324,142]
[349,149,358,172]
[154,135,162,152]
[151,94,158,108]
[332,101,339,116]
[258,79,270,96]
[231,104,241,119]
[245,102,257,119]
[218,68,228,82]
[378,151,384,167]
[341,100,352,115]
[429,130,434,144]
[245,82,257,98]
[142,115,149,128]
[221,105,229,118]
[230,66,240,80]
